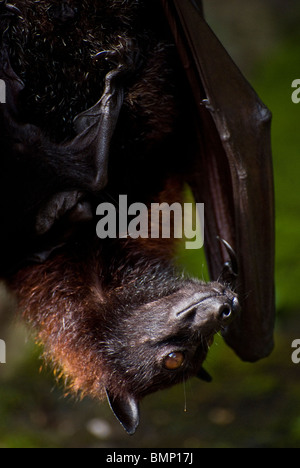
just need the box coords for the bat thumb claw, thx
[217,237,238,286]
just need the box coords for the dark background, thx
[0,0,300,448]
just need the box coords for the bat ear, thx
[105,388,140,435]
[197,367,213,383]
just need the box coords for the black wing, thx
[161,0,275,361]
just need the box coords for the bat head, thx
[13,253,240,437]
[101,279,239,434]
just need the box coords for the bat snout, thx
[175,293,240,335]
[198,296,240,330]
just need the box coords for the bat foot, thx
[36,191,93,236]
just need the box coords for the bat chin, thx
[206,334,215,348]
[202,331,219,354]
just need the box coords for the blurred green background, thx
[0,0,300,448]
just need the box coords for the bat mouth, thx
[173,294,240,363]
[207,335,215,347]
[195,331,217,356]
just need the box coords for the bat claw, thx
[0,1,21,16]
[217,237,238,286]
[201,98,215,112]
[94,40,141,75]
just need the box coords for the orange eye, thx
[164,352,185,370]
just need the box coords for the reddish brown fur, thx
[8,176,185,400]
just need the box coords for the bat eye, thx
[163,352,185,370]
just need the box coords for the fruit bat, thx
[0,0,275,435]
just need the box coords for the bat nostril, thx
[218,297,240,322]
[219,304,232,321]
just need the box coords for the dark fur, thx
[1,0,239,432]
[10,223,237,401]
[8,0,180,143]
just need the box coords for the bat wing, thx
[161,0,275,361]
